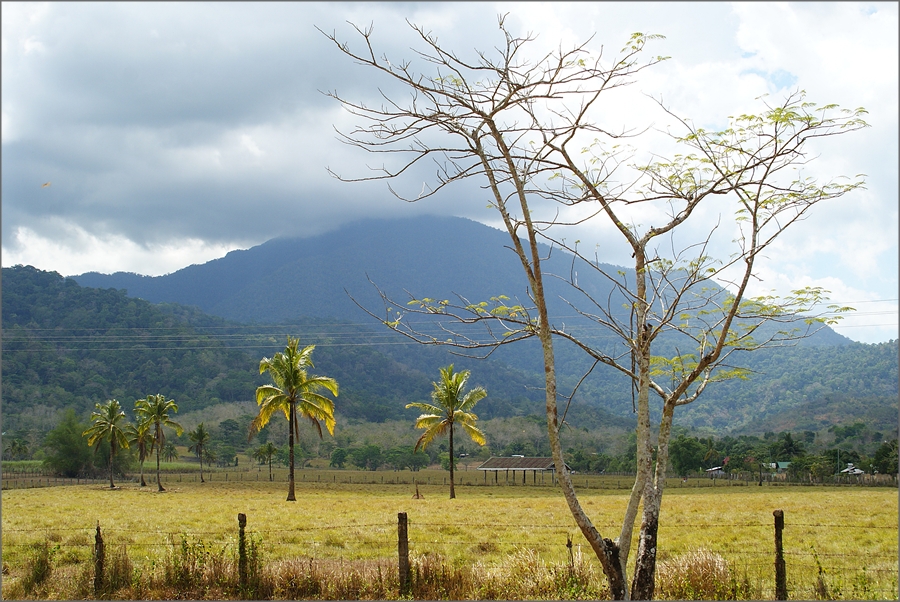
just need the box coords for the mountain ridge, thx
[73,215,853,347]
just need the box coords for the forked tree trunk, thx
[631,400,676,599]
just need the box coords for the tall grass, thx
[2,479,896,599]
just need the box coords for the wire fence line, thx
[3,468,897,491]
[4,518,895,559]
[3,513,897,600]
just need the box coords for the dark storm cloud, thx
[2,2,501,249]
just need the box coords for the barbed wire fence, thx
[3,466,898,491]
[3,511,896,600]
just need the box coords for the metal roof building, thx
[476,456,571,485]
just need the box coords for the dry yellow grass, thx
[2,476,896,599]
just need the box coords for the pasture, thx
[2,473,897,599]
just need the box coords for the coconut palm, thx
[188,422,211,483]
[82,399,130,489]
[125,421,152,487]
[250,337,339,501]
[135,394,183,492]
[203,446,217,468]
[255,442,279,482]
[162,441,179,463]
[406,365,486,499]
[3,438,29,461]
[702,437,721,467]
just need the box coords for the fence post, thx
[238,513,248,595]
[398,512,410,596]
[94,521,105,596]
[774,509,786,600]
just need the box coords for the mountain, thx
[72,215,852,345]
[49,215,896,435]
[2,265,632,438]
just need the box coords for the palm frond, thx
[460,421,487,446]
[406,402,443,414]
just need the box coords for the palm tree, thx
[82,399,130,489]
[702,437,721,467]
[406,365,487,499]
[3,438,29,461]
[778,432,805,460]
[255,442,279,481]
[135,394,183,492]
[188,423,211,483]
[250,337,339,501]
[203,446,217,469]
[162,441,179,463]
[125,421,152,487]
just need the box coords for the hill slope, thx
[73,216,852,346]
[3,265,633,437]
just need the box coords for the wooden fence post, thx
[398,512,410,596]
[238,513,248,595]
[94,521,105,596]
[774,509,786,600]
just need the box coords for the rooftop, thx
[476,457,569,471]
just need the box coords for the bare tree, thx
[321,16,867,599]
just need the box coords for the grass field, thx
[2,471,896,599]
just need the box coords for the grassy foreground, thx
[2,477,896,599]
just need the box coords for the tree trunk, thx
[140,462,146,487]
[269,458,273,482]
[539,312,628,598]
[287,401,296,501]
[493,190,628,598]
[631,400,676,600]
[631,506,659,600]
[156,442,165,492]
[108,442,116,489]
[448,423,456,499]
[199,447,205,483]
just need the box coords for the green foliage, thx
[406,365,487,452]
[329,447,348,468]
[873,440,899,475]
[348,444,383,471]
[384,446,429,471]
[3,438,31,460]
[668,434,706,476]
[1,265,262,435]
[82,398,131,486]
[135,393,183,491]
[407,365,488,497]
[187,422,211,480]
[42,409,95,477]
[20,541,54,595]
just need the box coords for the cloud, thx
[2,2,896,342]
[3,219,242,277]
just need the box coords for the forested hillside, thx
[73,216,852,349]
[3,264,896,451]
[1,266,631,439]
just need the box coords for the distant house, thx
[840,463,865,475]
[764,461,791,473]
[705,466,726,478]
[476,457,571,485]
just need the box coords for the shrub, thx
[20,540,54,595]
[657,548,732,600]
